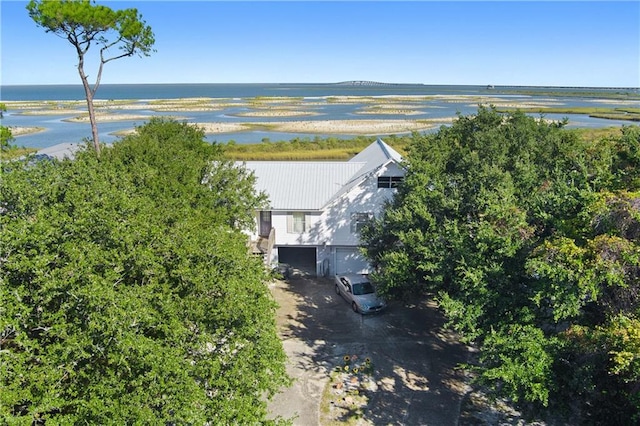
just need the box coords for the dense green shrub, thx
[0,119,288,424]
[362,107,640,422]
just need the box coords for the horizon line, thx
[2,82,639,90]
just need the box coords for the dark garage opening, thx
[278,247,317,276]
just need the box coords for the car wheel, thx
[335,284,340,295]
[352,302,359,313]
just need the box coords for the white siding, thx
[262,163,404,255]
[245,140,406,276]
[335,247,370,274]
[271,211,323,246]
[317,162,402,247]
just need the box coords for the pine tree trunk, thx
[84,89,100,156]
[78,59,101,156]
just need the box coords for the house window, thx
[377,176,403,188]
[351,212,373,233]
[287,212,308,233]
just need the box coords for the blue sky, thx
[1,1,639,87]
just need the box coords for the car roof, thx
[338,274,370,284]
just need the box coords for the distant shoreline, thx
[493,85,640,91]
[2,83,638,103]
[2,83,639,90]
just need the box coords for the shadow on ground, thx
[268,273,472,425]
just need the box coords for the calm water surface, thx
[2,84,638,149]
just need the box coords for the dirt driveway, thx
[267,274,472,425]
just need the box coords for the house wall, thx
[255,162,405,275]
[272,211,323,246]
[319,162,403,247]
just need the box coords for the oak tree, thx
[362,107,640,422]
[0,119,289,423]
[0,103,13,151]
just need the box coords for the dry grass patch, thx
[224,148,355,161]
[0,146,38,160]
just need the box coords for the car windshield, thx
[352,282,375,295]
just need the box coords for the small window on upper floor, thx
[287,212,309,233]
[377,176,403,188]
[351,212,373,233]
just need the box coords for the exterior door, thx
[259,211,272,237]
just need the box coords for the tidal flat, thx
[4,92,640,147]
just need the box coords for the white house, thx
[242,138,405,276]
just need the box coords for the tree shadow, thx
[283,159,404,277]
[271,274,471,425]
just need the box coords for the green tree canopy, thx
[0,119,288,423]
[27,0,155,155]
[362,107,640,422]
[0,103,13,151]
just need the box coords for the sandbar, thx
[17,109,87,116]
[233,110,321,118]
[9,126,46,136]
[114,122,253,137]
[354,108,426,116]
[199,118,454,135]
[149,106,225,112]
[112,118,455,137]
[65,113,188,123]
[486,102,564,108]
[194,122,255,133]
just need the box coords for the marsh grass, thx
[494,89,640,100]
[0,146,38,160]
[571,126,627,142]
[589,112,640,121]
[223,148,355,161]
[221,136,409,161]
[495,106,640,122]
[219,124,636,162]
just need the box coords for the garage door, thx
[278,247,317,275]
[335,247,370,275]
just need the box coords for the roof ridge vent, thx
[376,137,392,160]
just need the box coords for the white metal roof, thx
[242,161,367,210]
[240,139,404,211]
[35,143,83,160]
[349,138,403,174]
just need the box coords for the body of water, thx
[1,83,516,101]
[2,83,639,149]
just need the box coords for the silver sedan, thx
[334,274,387,314]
